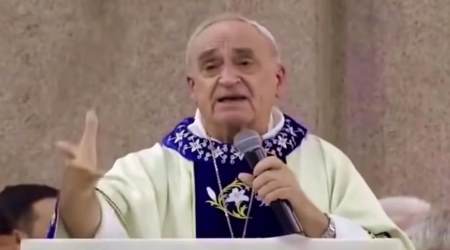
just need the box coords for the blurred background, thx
[0,0,448,210]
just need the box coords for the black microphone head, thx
[233,129,263,154]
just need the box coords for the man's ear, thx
[275,64,287,98]
[187,76,196,100]
[187,76,194,88]
[12,229,25,243]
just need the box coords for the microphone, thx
[233,129,303,235]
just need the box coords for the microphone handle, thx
[271,200,302,234]
[243,149,302,234]
[243,148,266,167]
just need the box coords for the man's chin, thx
[214,114,253,130]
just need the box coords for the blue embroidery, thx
[164,115,306,164]
[163,114,307,238]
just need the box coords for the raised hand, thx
[56,110,103,190]
[55,110,103,237]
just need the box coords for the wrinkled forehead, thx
[188,21,275,64]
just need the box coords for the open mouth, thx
[217,95,248,102]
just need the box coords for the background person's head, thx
[0,184,58,239]
[0,210,13,236]
[407,210,450,250]
[0,207,19,250]
[379,196,431,231]
[185,14,286,142]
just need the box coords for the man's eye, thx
[205,64,217,70]
[238,59,252,66]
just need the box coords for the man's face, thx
[187,20,285,133]
[28,198,56,238]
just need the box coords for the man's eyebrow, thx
[197,49,218,63]
[233,48,255,57]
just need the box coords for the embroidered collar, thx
[163,114,308,165]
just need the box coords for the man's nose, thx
[218,65,240,86]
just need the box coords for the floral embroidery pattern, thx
[162,114,308,224]
[165,115,307,165]
[226,188,249,205]
[206,180,253,219]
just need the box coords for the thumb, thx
[238,173,254,187]
[55,141,77,159]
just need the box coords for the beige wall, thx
[0,1,448,210]
[342,0,450,209]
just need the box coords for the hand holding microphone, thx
[234,129,330,237]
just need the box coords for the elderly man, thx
[54,14,413,249]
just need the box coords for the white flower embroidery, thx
[286,126,297,137]
[229,148,244,163]
[174,131,185,143]
[166,116,306,165]
[189,139,202,153]
[206,187,217,202]
[225,188,249,206]
[277,136,288,149]
[206,180,251,219]
[212,146,224,158]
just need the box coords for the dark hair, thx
[0,208,13,234]
[0,184,58,234]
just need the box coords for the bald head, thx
[185,14,281,72]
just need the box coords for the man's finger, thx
[252,170,279,191]
[238,173,254,187]
[79,110,98,150]
[256,180,284,198]
[263,187,291,205]
[253,156,283,176]
[55,141,77,158]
